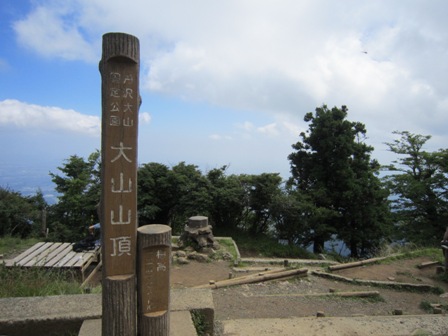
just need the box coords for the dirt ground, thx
[170,255,448,322]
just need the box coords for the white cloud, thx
[139,112,151,124]
[0,99,100,136]
[13,3,97,62]
[209,134,232,141]
[257,123,279,137]
[11,1,448,159]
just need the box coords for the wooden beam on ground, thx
[417,261,440,269]
[194,268,308,289]
[312,270,440,293]
[249,290,381,298]
[328,254,403,271]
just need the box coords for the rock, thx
[222,252,233,261]
[176,250,187,258]
[433,307,442,314]
[318,254,326,260]
[199,247,216,256]
[316,311,325,317]
[187,252,210,263]
[388,277,395,281]
[184,246,195,252]
[177,257,190,265]
[393,309,403,315]
[436,266,445,274]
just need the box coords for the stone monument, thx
[178,216,220,252]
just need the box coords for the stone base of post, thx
[102,274,136,336]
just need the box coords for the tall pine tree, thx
[384,131,448,245]
[288,105,391,256]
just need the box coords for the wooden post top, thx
[138,224,172,235]
[101,32,140,64]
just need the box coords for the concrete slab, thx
[78,319,101,336]
[78,311,197,336]
[170,311,197,336]
[0,294,101,336]
[0,289,213,336]
[218,315,448,336]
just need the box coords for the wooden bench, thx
[3,242,101,286]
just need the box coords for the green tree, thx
[0,187,47,238]
[169,162,212,229]
[270,189,310,246]
[48,151,100,241]
[138,162,175,225]
[137,162,212,234]
[206,166,246,230]
[384,131,448,245]
[239,173,283,236]
[288,105,391,256]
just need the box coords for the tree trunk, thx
[313,236,325,254]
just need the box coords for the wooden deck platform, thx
[2,242,101,285]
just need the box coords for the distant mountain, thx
[0,164,58,204]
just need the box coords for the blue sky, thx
[1,1,448,203]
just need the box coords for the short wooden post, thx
[41,208,47,238]
[443,228,448,274]
[137,224,171,336]
[442,246,448,274]
[100,32,140,336]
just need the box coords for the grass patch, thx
[191,310,208,336]
[376,244,443,263]
[419,300,433,313]
[0,264,84,297]
[420,300,448,313]
[216,237,238,260]
[436,271,448,283]
[0,236,41,258]
[215,228,315,259]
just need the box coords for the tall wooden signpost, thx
[100,32,140,336]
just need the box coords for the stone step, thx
[78,311,197,336]
[218,315,448,336]
[0,288,213,336]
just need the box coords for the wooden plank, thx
[13,242,53,266]
[59,249,94,268]
[24,243,63,267]
[54,250,78,267]
[43,243,74,267]
[6,242,46,265]
[4,241,100,274]
[38,243,73,266]
[81,260,102,288]
[73,252,95,268]
[81,248,101,273]
[66,250,98,268]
